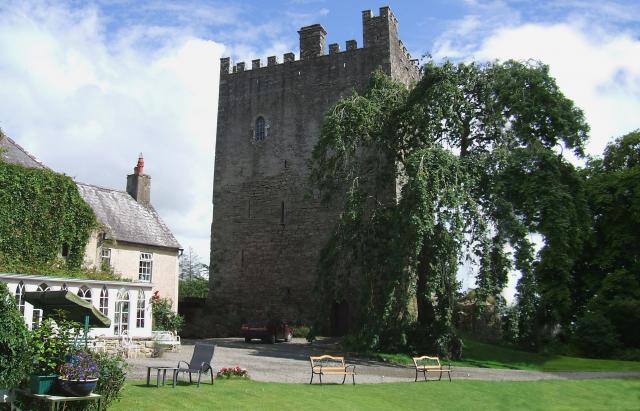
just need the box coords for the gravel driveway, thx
[125,338,640,384]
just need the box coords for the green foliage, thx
[572,312,621,358]
[310,60,589,354]
[151,296,184,333]
[179,277,208,299]
[292,325,310,338]
[571,131,640,354]
[30,316,81,375]
[0,282,31,388]
[0,160,98,271]
[90,352,128,410]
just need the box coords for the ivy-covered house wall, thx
[0,158,98,274]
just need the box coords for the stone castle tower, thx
[207,7,419,336]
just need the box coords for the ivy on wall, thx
[0,158,99,275]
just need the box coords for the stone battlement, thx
[220,7,417,75]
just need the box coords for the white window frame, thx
[15,282,25,316]
[114,289,130,336]
[136,290,146,328]
[77,285,92,303]
[101,247,112,267]
[138,252,153,282]
[99,286,109,316]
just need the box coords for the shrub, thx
[151,294,184,333]
[90,352,127,410]
[292,325,310,338]
[0,282,31,388]
[572,312,622,358]
[31,316,81,375]
[179,277,208,298]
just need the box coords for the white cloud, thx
[471,22,640,156]
[0,1,224,260]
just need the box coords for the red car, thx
[241,320,293,344]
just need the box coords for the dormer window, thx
[255,116,266,141]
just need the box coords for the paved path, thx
[125,338,640,384]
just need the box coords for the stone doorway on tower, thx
[331,300,350,336]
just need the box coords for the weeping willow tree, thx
[310,60,590,355]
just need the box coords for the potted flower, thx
[30,317,78,394]
[58,352,100,397]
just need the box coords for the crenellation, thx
[267,56,278,66]
[220,57,230,75]
[252,59,261,69]
[236,62,245,72]
[346,39,357,50]
[284,52,295,63]
[329,43,340,54]
[299,24,327,59]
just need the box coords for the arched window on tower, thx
[255,116,266,141]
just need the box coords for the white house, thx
[0,132,182,341]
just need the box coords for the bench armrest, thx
[345,364,356,373]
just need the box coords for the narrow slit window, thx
[255,116,266,141]
[280,201,285,225]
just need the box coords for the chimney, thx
[126,153,151,205]
[298,24,327,59]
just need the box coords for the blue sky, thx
[1,0,639,299]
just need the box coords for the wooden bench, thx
[309,355,356,385]
[152,331,181,352]
[412,356,452,382]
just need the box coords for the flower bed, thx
[217,366,248,379]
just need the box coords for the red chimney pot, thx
[134,153,144,175]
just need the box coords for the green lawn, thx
[112,379,640,411]
[373,338,640,372]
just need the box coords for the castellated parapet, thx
[204,7,420,337]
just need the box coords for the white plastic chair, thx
[120,330,141,359]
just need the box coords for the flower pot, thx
[58,378,98,397]
[29,375,58,395]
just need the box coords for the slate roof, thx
[0,130,47,169]
[76,182,182,250]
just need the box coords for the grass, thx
[112,378,640,411]
[372,338,640,372]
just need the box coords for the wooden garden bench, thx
[412,356,452,382]
[309,355,356,385]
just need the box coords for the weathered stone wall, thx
[205,7,419,336]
